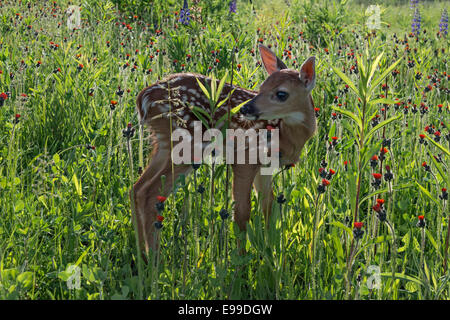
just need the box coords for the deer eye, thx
[276,91,289,102]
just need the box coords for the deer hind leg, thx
[131,137,168,250]
[253,171,274,228]
[132,140,191,255]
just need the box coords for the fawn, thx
[132,45,317,254]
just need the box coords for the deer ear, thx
[258,44,287,75]
[299,56,316,91]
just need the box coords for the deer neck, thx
[278,95,316,164]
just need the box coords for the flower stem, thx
[126,136,144,300]
[311,194,320,299]
[443,214,450,273]
[385,220,397,289]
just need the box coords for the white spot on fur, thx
[268,119,280,126]
[252,122,264,129]
[141,95,151,120]
[158,104,170,112]
[201,96,210,105]
[188,88,201,98]
[141,85,169,119]
[150,101,158,108]
[169,77,182,84]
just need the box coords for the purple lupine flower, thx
[440,8,448,36]
[410,0,419,9]
[411,7,422,35]
[179,0,190,25]
[229,0,237,14]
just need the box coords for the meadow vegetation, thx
[0,0,448,299]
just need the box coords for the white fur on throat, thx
[283,112,305,126]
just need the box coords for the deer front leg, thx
[231,164,259,231]
[253,171,274,228]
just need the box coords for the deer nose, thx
[240,101,256,115]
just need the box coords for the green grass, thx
[0,0,448,299]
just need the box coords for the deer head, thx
[240,44,316,124]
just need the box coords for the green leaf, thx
[405,281,419,293]
[428,150,448,185]
[302,186,315,204]
[361,140,383,172]
[210,74,216,105]
[330,65,360,98]
[72,173,82,197]
[328,122,336,142]
[17,272,33,289]
[332,233,345,263]
[424,261,431,286]
[348,172,357,219]
[425,229,440,256]
[15,200,24,212]
[368,98,398,105]
[329,221,353,239]
[341,119,360,142]
[215,97,247,128]
[75,249,89,266]
[356,54,367,80]
[369,58,402,95]
[191,105,212,121]
[424,135,450,157]
[415,180,440,206]
[379,273,424,287]
[359,183,414,205]
[53,153,60,165]
[232,99,248,113]
[332,106,362,131]
[398,231,411,253]
[191,107,210,129]
[364,113,402,144]
[216,96,230,109]
[215,71,228,103]
[93,68,103,80]
[196,77,210,101]
[367,52,384,87]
